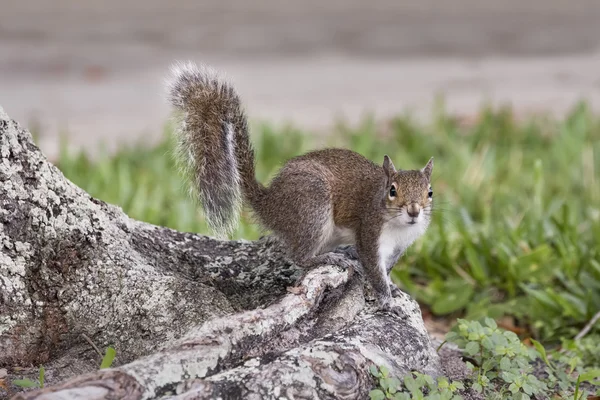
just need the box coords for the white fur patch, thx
[315,207,430,277]
[317,213,356,255]
[224,122,241,195]
[378,210,429,280]
[325,225,356,252]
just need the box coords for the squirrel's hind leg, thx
[258,167,334,260]
[259,170,362,283]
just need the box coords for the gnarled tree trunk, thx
[0,106,455,399]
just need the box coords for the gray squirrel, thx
[166,61,434,312]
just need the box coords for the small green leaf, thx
[422,373,435,387]
[482,359,495,371]
[579,369,600,382]
[414,373,427,388]
[481,336,494,350]
[413,389,425,400]
[404,375,420,394]
[369,389,386,400]
[13,379,39,388]
[437,377,449,389]
[39,366,45,389]
[574,375,582,400]
[464,245,487,283]
[502,371,517,383]
[500,356,512,371]
[369,365,381,378]
[529,338,551,368]
[383,377,401,394]
[484,317,497,329]
[472,382,483,393]
[486,371,498,381]
[502,330,519,342]
[445,332,458,342]
[379,365,389,378]
[465,341,480,356]
[379,377,390,391]
[388,377,401,388]
[568,356,582,373]
[100,346,116,369]
[451,381,465,390]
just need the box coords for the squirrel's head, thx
[382,155,434,227]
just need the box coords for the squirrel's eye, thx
[428,189,433,198]
[389,186,397,198]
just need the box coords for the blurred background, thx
[2,0,600,159]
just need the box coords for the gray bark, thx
[0,106,443,399]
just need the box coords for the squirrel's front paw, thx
[374,292,399,315]
[376,301,404,317]
[389,283,402,298]
[375,290,405,316]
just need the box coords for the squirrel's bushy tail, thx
[166,61,265,237]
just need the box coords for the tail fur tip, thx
[164,60,224,107]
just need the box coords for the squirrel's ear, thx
[421,157,434,180]
[383,155,396,177]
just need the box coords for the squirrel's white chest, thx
[378,220,427,273]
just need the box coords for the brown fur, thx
[258,149,385,247]
[167,62,434,312]
[168,62,265,236]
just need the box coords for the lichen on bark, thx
[0,106,444,400]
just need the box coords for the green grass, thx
[55,102,600,347]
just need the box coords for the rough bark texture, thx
[0,106,448,399]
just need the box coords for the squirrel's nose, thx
[407,203,421,218]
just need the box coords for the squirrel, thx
[166,61,434,312]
